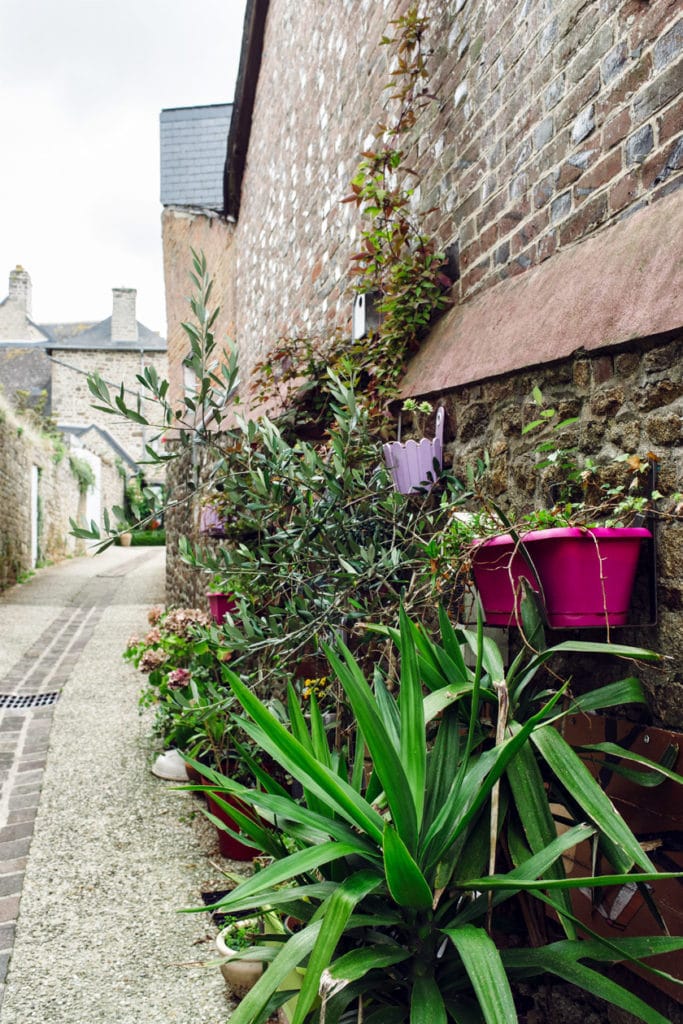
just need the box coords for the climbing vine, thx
[251,2,450,429]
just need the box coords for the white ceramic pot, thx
[216,919,264,997]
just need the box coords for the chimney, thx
[111,287,139,341]
[9,266,32,317]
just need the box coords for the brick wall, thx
[226,0,680,379]
[161,207,236,410]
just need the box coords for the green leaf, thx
[324,638,418,853]
[411,973,446,1024]
[424,706,461,835]
[398,605,426,826]
[383,824,433,909]
[564,677,647,714]
[325,945,410,985]
[577,741,683,785]
[503,941,682,1024]
[443,925,517,1024]
[532,726,656,873]
[292,871,381,1024]
[460,870,682,892]
[505,731,576,937]
[215,841,366,911]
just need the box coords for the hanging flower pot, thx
[206,591,238,624]
[200,504,228,538]
[471,526,651,629]
[382,407,444,494]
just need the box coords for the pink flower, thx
[140,649,168,673]
[167,668,192,690]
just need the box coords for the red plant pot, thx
[207,592,238,625]
[206,791,262,861]
[472,527,651,629]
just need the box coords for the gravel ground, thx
[0,547,241,1024]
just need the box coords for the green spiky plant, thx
[187,598,683,1024]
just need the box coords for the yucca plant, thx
[189,602,683,1024]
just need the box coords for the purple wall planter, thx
[471,526,652,628]
[200,505,228,537]
[383,407,445,494]
[207,591,238,624]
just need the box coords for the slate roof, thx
[160,103,232,210]
[45,317,166,352]
[0,344,52,405]
[60,424,140,473]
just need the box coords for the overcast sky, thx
[0,0,247,335]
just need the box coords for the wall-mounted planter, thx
[207,591,238,625]
[200,505,228,538]
[382,407,444,494]
[471,526,651,628]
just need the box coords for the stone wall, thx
[440,329,683,727]
[0,399,83,590]
[164,447,206,609]
[50,348,168,481]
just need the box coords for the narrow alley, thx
[0,547,231,1023]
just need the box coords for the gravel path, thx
[0,547,237,1023]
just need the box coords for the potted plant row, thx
[197,604,683,1024]
[123,607,269,860]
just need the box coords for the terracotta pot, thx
[472,526,651,628]
[205,790,261,861]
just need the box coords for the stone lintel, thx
[401,191,683,398]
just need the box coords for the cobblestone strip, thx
[0,601,109,1000]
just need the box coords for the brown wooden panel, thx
[551,716,683,1000]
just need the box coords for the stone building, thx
[0,267,167,582]
[159,103,236,590]
[161,11,682,679]
[163,0,682,662]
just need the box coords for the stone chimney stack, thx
[8,266,32,317]
[111,287,138,341]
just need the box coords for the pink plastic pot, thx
[207,592,238,624]
[471,526,651,629]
